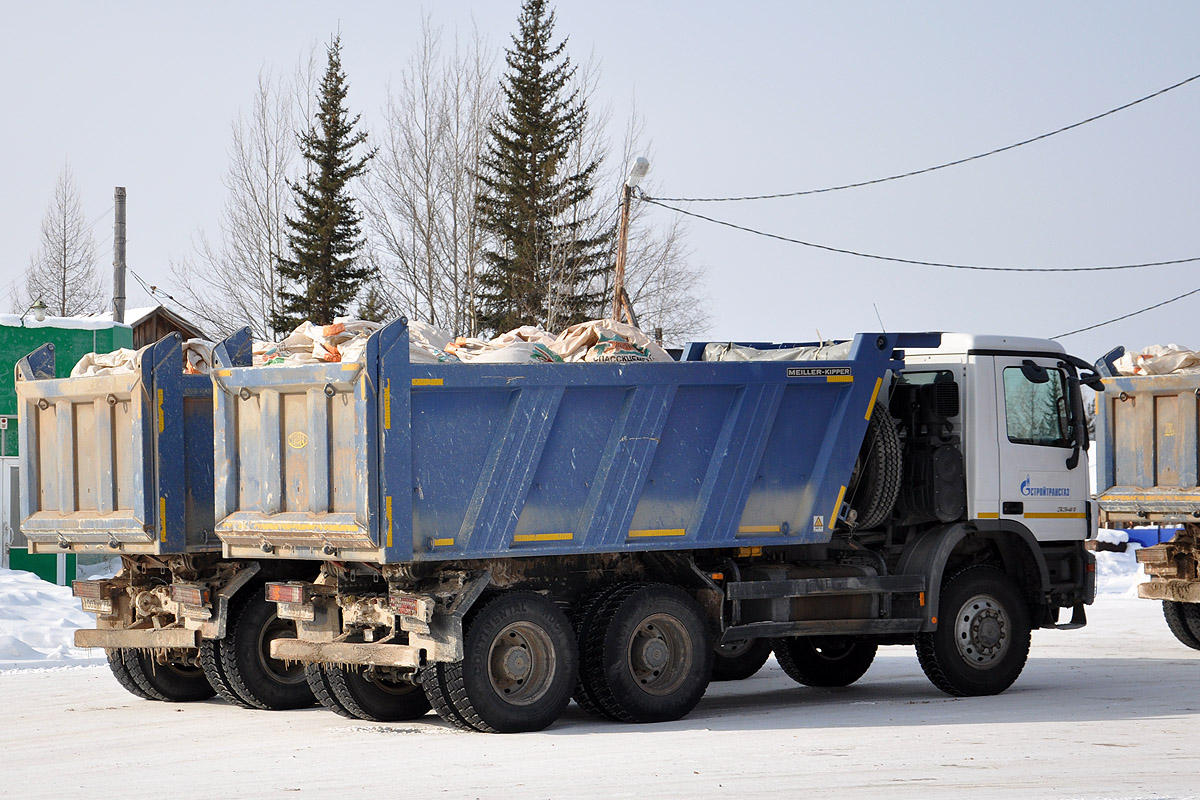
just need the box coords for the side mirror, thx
[1021,359,1049,384]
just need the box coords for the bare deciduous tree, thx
[20,165,103,316]
[171,46,319,339]
[362,18,498,335]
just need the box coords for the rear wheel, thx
[771,638,877,687]
[570,584,627,717]
[122,649,215,702]
[578,583,713,723]
[421,663,473,730]
[217,586,314,710]
[711,638,773,682]
[326,665,431,722]
[916,567,1031,696]
[442,591,578,733]
[1162,601,1200,650]
[200,637,255,709]
[106,649,155,700]
[305,663,356,719]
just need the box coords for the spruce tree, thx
[474,0,610,335]
[272,36,376,334]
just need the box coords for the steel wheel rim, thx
[716,639,754,658]
[626,613,692,696]
[953,593,1011,669]
[257,614,307,685]
[487,621,557,706]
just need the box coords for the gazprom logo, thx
[1020,475,1070,497]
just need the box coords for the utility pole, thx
[611,157,649,324]
[113,187,126,324]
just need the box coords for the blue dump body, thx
[212,320,901,564]
[1095,370,1200,525]
[15,333,244,555]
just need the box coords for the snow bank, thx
[0,568,105,671]
[0,544,1152,673]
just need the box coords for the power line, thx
[640,196,1200,273]
[127,268,207,321]
[648,71,1200,203]
[1052,286,1200,339]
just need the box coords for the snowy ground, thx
[1,546,1198,799]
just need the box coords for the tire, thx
[305,663,357,719]
[1162,601,1200,650]
[570,585,628,718]
[441,591,578,733]
[420,663,474,730]
[916,566,1031,697]
[106,649,156,701]
[845,403,902,530]
[771,638,877,687]
[122,649,216,702]
[578,583,713,724]
[217,585,314,710]
[326,665,431,722]
[711,638,773,682]
[199,637,256,709]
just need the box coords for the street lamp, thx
[612,156,650,324]
[20,299,48,327]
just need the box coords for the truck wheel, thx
[711,638,773,681]
[916,566,1031,697]
[579,583,713,723]
[845,403,902,530]
[441,591,578,733]
[420,663,474,730]
[199,638,256,709]
[1162,601,1200,650]
[771,638,877,687]
[106,649,156,700]
[305,663,356,719]
[326,665,431,722]
[217,586,314,710]
[570,584,628,718]
[122,649,216,702]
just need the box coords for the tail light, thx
[265,583,308,605]
[72,580,108,599]
[169,583,211,606]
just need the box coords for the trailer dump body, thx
[211,321,900,564]
[16,334,218,555]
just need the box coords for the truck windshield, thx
[1002,366,1072,447]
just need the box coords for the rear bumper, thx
[1138,580,1200,603]
[75,627,200,650]
[271,638,423,669]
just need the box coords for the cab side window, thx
[1002,366,1072,447]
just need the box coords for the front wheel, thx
[916,566,1031,697]
[771,638,877,687]
[1162,601,1200,650]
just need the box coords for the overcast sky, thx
[2,1,1197,362]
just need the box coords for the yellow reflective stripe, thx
[513,533,574,543]
[216,369,232,377]
[224,521,362,532]
[976,512,1000,519]
[340,363,361,372]
[1024,512,1087,519]
[386,496,393,548]
[412,378,443,386]
[826,375,854,383]
[628,528,686,538]
[737,525,781,534]
[159,497,167,543]
[866,377,883,419]
[157,389,165,433]
[432,538,455,547]
[383,379,391,430]
[832,485,847,526]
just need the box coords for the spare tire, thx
[844,402,902,530]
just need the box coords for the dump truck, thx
[30,322,1101,732]
[14,332,317,710]
[1094,348,1200,650]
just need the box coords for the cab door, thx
[993,355,1089,541]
